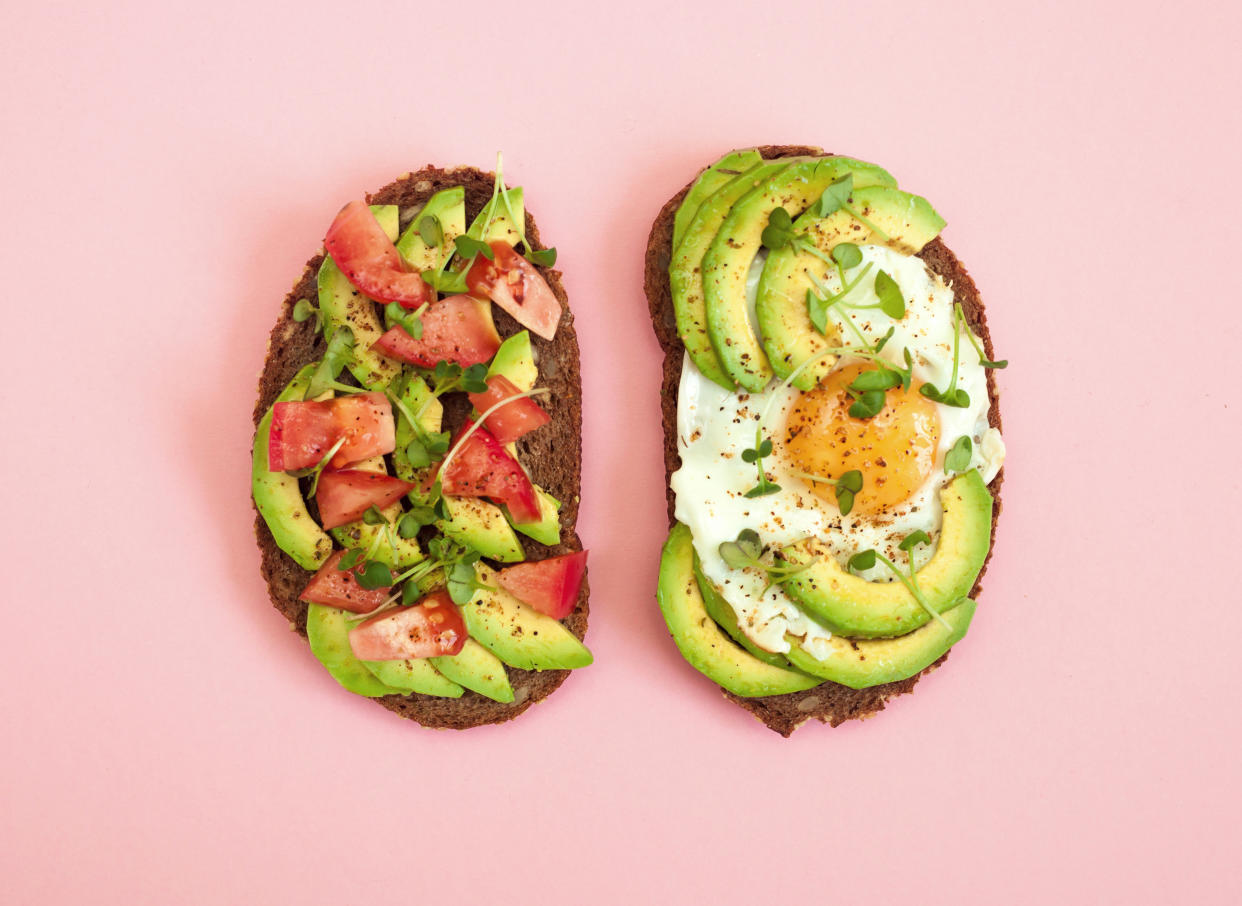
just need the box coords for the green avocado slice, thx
[757,185,946,389]
[780,471,993,639]
[430,639,516,703]
[701,158,897,391]
[782,599,977,689]
[318,204,402,390]
[692,552,791,670]
[672,148,764,252]
[462,564,592,671]
[362,657,464,698]
[252,364,333,571]
[306,604,404,698]
[669,159,789,390]
[395,186,466,271]
[488,330,537,392]
[657,523,822,698]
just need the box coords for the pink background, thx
[4,1,1240,903]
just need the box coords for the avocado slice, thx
[669,159,788,390]
[362,657,464,697]
[462,564,592,670]
[757,185,946,389]
[701,158,897,391]
[488,330,537,392]
[318,204,402,390]
[430,639,516,703]
[395,186,466,271]
[781,471,993,639]
[438,496,526,563]
[672,148,764,253]
[784,599,976,689]
[692,552,791,670]
[508,488,561,546]
[306,604,404,697]
[252,364,334,571]
[658,523,822,698]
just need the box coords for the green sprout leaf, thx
[401,581,421,606]
[760,207,796,251]
[292,298,318,324]
[355,561,394,590]
[945,435,973,474]
[848,389,886,419]
[848,549,877,572]
[462,363,490,394]
[919,383,971,408]
[454,235,494,261]
[447,558,488,604]
[835,489,855,515]
[837,469,863,493]
[306,327,355,399]
[873,326,895,353]
[417,214,443,248]
[361,505,387,526]
[899,530,932,552]
[525,247,557,267]
[849,369,900,392]
[831,242,862,269]
[806,289,830,336]
[816,174,854,217]
[338,548,365,571]
[874,269,906,319]
[404,438,431,468]
[744,478,782,498]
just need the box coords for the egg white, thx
[671,245,1004,658]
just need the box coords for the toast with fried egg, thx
[644,146,1005,735]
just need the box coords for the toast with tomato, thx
[252,161,591,729]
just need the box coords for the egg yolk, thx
[782,363,940,515]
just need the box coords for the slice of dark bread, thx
[644,146,1004,736]
[252,165,588,730]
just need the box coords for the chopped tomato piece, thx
[371,295,501,368]
[316,470,415,530]
[323,201,432,308]
[268,393,396,472]
[466,242,561,340]
[299,549,391,614]
[269,399,337,471]
[328,392,396,469]
[467,374,551,444]
[496,552,588,619]
[439,421,540,523]
[348,591,467,660]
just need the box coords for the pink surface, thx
[4,1,1240,903]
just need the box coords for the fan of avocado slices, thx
[253,170,590,708]
[657,148,1006,703]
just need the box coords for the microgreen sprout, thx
[918,304,970,408]
[717,529,819,594]
[957,302,1008,369]
[305,327,355,399]
[292,298,324,332]
[760,207,838,266]
[740,432,780,498]
[944,435,973,474]
[384,300,429,340]
[847,532,952,631]
[417,214,443,249]
[790,469,864,515]
[806,245,906,336]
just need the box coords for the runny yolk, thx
[782,363,940,515]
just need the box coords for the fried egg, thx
[671,244,1004,658]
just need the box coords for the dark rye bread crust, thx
[252,165,587,730]
[644,145,1004,736]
